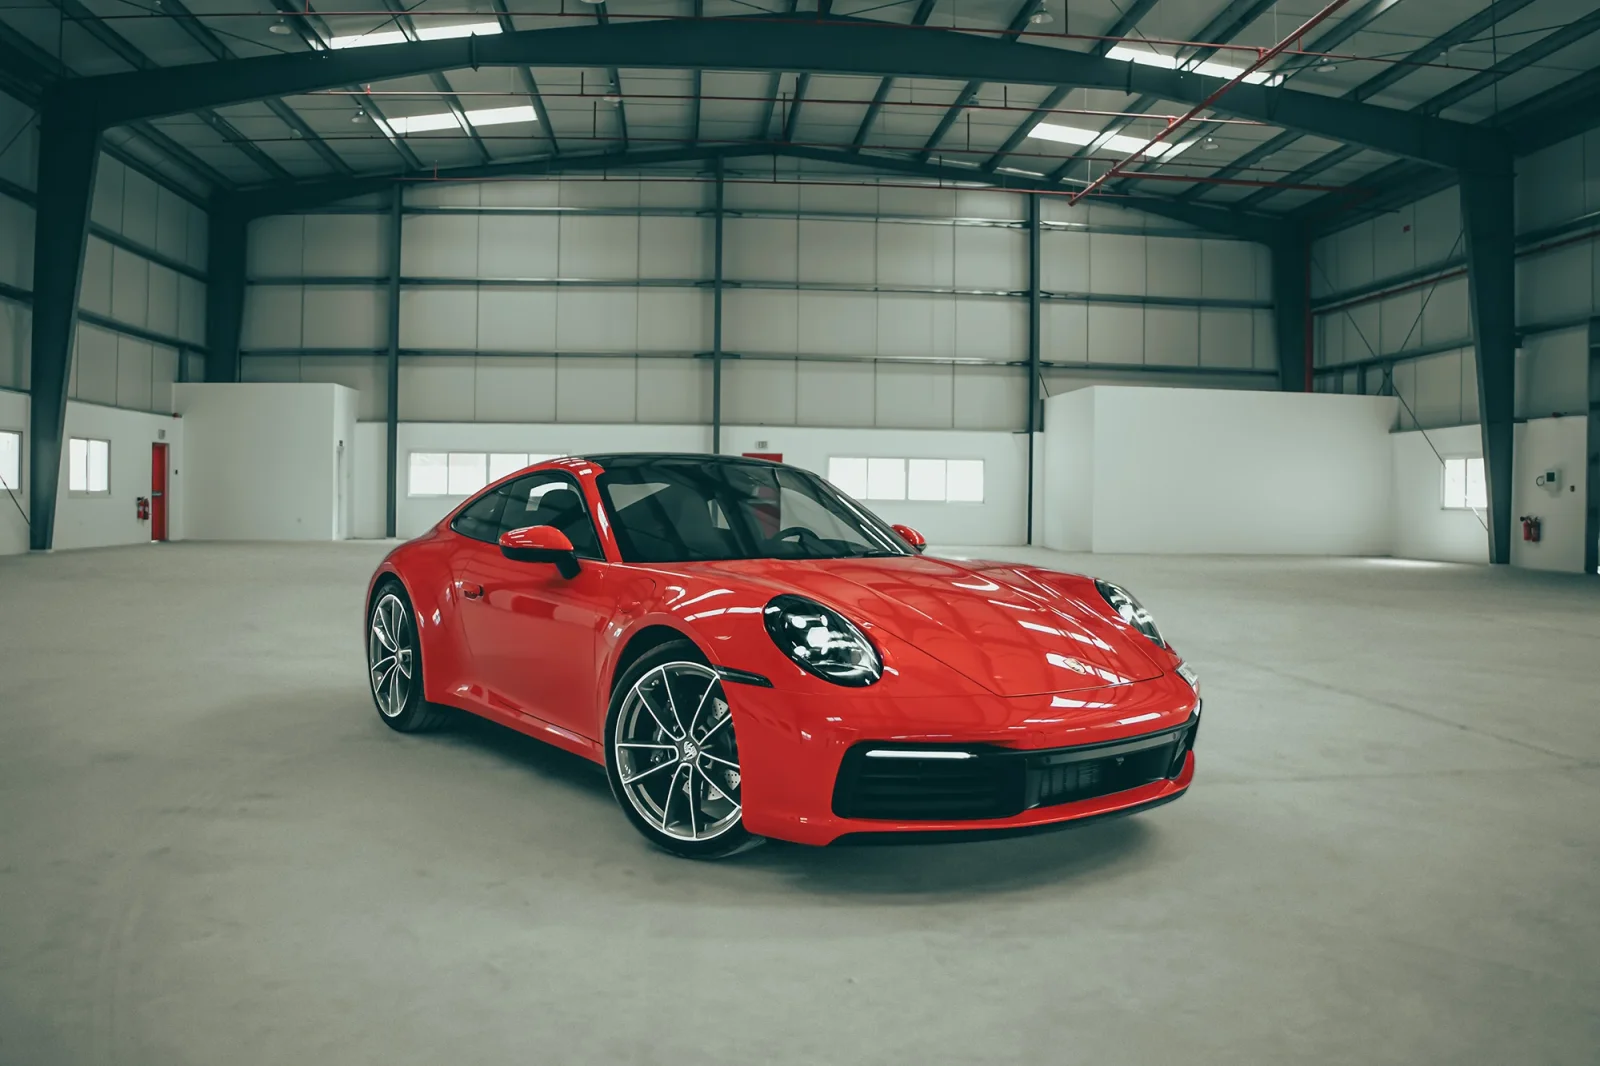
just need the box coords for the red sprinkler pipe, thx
[1068,0,1357,206]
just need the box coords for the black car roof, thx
[580,452,786,468]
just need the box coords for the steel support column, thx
[1270,230,1313,393]
[1026,193,1041,545]
[385,185,403,539]
[1461,169,1517,565]
[711,158,725,455]
[204,199,247,384]
[1585,317,1599,575]
[27,101,99,552]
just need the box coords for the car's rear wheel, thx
[367,582,448,732]
[605,641,761,859]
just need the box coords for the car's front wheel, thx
[605,641,761,859]
[367,582,448,732]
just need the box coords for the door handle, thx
[456,581,483,600]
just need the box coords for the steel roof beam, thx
[488,0,559,156]
[593,4,631,152]
[848,0,937,151]
[378,0,493,166]
[916,0,1044,163]
[60,14,1502,170]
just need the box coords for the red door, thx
[150,443,168,542]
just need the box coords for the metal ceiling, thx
[3,0,1599,230]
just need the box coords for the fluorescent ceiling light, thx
[386,104,538,135]
[1026,120,1193,159]
[330,21,500,49]
[1106,44,1284,86]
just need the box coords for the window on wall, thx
[68,438,110,495]
[409,451,567,496]
[828,457,985,503]
[1442,457,1487,510]
[0,430,19,494]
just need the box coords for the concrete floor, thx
[0,542,1596,1065]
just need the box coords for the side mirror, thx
[892,524,927,553]
[499,525,580,578]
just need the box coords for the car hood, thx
[679,555,1166,696]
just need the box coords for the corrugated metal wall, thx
[1312,127,1600,429]
[241,172,1278,429]
[0,88,209,412]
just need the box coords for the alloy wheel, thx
[614,662,742,842]
[368,592,415,718]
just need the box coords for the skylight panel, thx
[329,21,500,49]
[1026,121,1193,160]
[386,104,539,135]
[1106,45,1284,87]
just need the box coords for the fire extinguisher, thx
[136,496,150,521]
[1519,515,1541,543]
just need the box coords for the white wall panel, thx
[874,363,953,428]
[724,288,797,353]
[243,287,304,349]
[1087,305,1143,364]
[1201,239,1257,301]
[956,189,1023,220]
[725,217,796,280]
[1518,244,1591,326]
[0,195,33,291]
[401,214,478,277]
[178,275,205,345]
[954,364,1024,430]
[298,355,386,420]
[797,291,876,355]
[1200,308,1254,369]
[724,180,799,213]
[555,289,638,351]
[1518,326,1589,420]
[110,247,150,328]
[81,236,113,316]
[1252,311,1276,370]
[240,355,302,382]
[1088,232,1144,295]
[639,216,709,279]
[955,297,1024,360]
[0,299,30,391]
[953,226,1024,291]
[876,294,950,359]
[121,169,158,248]
[876,223,953,286]
[637,289,709,352]
[304,287,386,350]
[400,287,477,349]
[1422,276,1470,346]
[723,359,796,424]
[1342,303,1379,364]
[1518,137,1584,232]
[1041,300,1088,362]
[1414,189,1462,267]
[556,358,636,421]
[74,324,119,405]
[1378,289,1423,353]
[877,186,957,217]
[249,215,304,276]
[115,335,154,411]
[474,356,556,422]
[91,155,123,231]
[1145,306,1198,365]
[636,359,708,424]
[146,262,179,337]
[477,215,558,277]
[303,214,386,276]
[796,361,874,426]
[151,345,180,414]
[477,288,557,351]
[1410,349,1466,427]
[1040,230,1089,292]
[408,184,481,208]
[1371,206,1416,278]
[1146,238,1202,299]
[155,186,188,263]
[185,202,208,272]
[399,357,476,420]
[800,183,878,213]
[559,180,641,209]
[559,215,639,278]
[800,220,876,284]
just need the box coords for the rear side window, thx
[498,475,604,560]
[450,489,508,543]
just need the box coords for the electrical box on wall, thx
[1536,469,1562,492]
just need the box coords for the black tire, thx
[604,640,763,859]
[367,580,449,733]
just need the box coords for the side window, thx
[450,488,509,544]
[499,474,605,560]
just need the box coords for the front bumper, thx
[726,669,1199,847]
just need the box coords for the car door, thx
[451,472,617,741]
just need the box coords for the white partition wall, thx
[1040,387,1398,556]
[173,383,357,541]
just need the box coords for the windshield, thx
[596,459,912,563]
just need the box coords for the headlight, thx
[1176,660,1199,694]
[1095,579,1165,648]
[763,595,882,686]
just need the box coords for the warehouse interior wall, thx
[1037,388,1094,552]
[1040,387,1398,556]
[1389,424,1488,565]
[174,383,355,541]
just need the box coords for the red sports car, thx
[365,453,1199,858]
